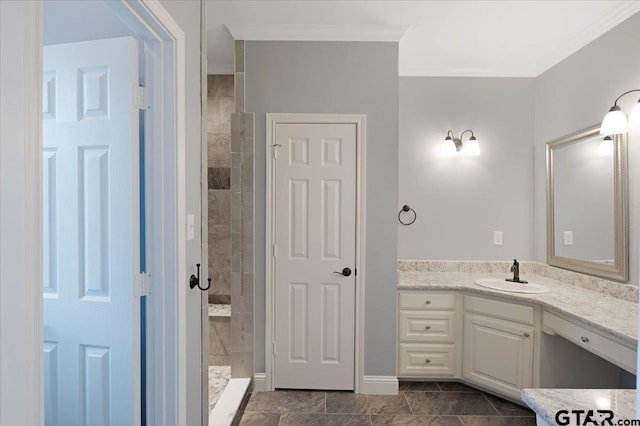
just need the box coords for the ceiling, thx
[206,0,640,77]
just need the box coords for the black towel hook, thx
[189,263,211,291]
[398,205,417,226]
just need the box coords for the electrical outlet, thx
[493,231,503,246]
[563,231,573,245]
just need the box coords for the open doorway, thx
[41,1,195,424]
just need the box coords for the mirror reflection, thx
[553,134,614,263]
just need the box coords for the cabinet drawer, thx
[543,312,636,374]
[399,311,456,343]
[399,343,456,377]
[399,292,456,310]
[464,295,533,325]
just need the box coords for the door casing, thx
[265,113,367,392]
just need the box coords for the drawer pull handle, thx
[425,359,431,364]
[581,336,589,343]
[425,325,431,330]
[425,300,431,305]
[523,332,530,338]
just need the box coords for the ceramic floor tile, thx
[437,383,480,392]
[280,413,372,425]
[326,392,411,415]
[404,392,500,416]
[458,416,537,426]
[371,414,464,425]
[238,412,280,426]
[400,382,441,392]
[482,394,534,417]
[244,390,325,413]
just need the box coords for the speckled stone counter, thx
[398,271,638,347]
[522,389,636,425]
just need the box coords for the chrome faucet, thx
[506,259,528,284]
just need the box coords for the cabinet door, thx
[463,313,533,399]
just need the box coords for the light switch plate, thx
[187,214,195,240]
[493,231,503,246]
[563,231,573,245]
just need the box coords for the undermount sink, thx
[475,278,550,294]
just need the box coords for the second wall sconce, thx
[442,129,480,157]
[600,89,640,135]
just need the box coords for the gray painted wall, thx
[158,1,203,423]
[245,41,399,376]
[534,12,640,285]
[398,77,535,262]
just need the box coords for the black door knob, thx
[333,267,352,277]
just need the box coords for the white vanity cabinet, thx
[397,291,460,377]
[462,295,535,400]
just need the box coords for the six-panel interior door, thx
[273,123,357,390]
[43,37,140,425]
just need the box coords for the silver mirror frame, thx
[546,124,629,282]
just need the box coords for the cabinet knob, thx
[425,359,431,364]
[425,325,431,330]
[523,332,530,338]
[581,336,589,343]
[425,300,431,305]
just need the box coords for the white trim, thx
[207,63,234,75]
[253,373,267,392]
[208,378,251,426]
[360,376,399,395]
[265,113,367,393]
[226,23,408,42]
[0,1,43,423]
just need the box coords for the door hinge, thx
[272,244,278,258]
[271,144,281,160]
[273,341,276,354]
[135,272,152,297]
[134,85,147,110]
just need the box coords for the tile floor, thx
[238,382,535,425]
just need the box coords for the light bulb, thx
[629,100,640,129]
[463,136,480,156]
[600,105,628,135]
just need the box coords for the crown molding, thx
[532,1,640,76]
[225,23,408,42]
[400,66,538,78]
[207,63,234,75]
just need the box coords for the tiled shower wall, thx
[207,75,234,304]
[230,40,255,378]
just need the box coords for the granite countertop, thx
[398,271,638,347]
[522,388,636,425]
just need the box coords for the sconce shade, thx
[599,136,613,156]
[441,137,457,156]
[629,100,640,129]
[463,135,480,156]
[600,105,628,135]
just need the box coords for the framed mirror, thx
[546,124,628,282]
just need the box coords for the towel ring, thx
[398,205,417,226]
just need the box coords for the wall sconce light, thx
[600,89,640,135]
[598,135,613,156]
[442,129,480,156]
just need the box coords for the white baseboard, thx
[253,373,266,392]
[360,375,399,395]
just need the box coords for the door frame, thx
[264,113,367,393]
[0,0,190,424]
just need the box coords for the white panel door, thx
[274,123,356,390]
[43,37,140,426]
